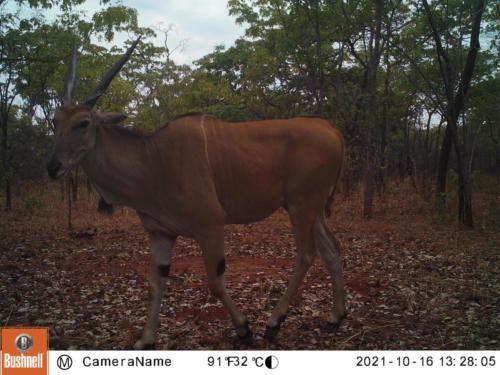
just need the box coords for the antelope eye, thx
[75,119,90,129]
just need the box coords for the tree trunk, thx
[448,118,474,228]
[436,117,474,228]
[363,154,376,218]
[496,150,500,182]
[435,124,452,209]
[4,179,11,211]
[362,0,384,218]
[424,0,484,228]
[377,48,391,197]
[87,177,93,200]
[488,123,499,181]
[71,167,79,202]
[431,115,445,177]
[468,125,481,174]
[67,177,72,230]
[59,179,64,199]
[422,111,435,181]
[1,130,10,211]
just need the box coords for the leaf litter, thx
[0,184,498,350]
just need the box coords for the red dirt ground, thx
[0,181,499,350]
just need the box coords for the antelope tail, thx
[325,127,345,218]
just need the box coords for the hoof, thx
[264,325,280,342]
[133,338,156,350]
[238,330,253,345]
[237,321,253,345]
[264,314,286,341]
[323,311,347,332]
[322,321,340,333]
[329,311,347,326]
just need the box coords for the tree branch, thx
[421,0,454,102]
[452,0,485,122]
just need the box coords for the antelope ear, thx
[97,112,127,125]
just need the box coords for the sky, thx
[103,0,246,64]
[5,0,246,65]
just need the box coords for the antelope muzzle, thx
[47,157,63,179]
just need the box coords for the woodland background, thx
[0,0,499,350]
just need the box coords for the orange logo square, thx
[1,328,48,375]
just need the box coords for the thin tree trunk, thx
[87,177,93,200]
[363,152,376,218]
[496,151,500,182]
[66,176,72,230]
[408,155,418,191]
[5,179,11,211]
[377,50,391,196]
[60,179,65,199]
[431,115,445,176]
[71,167,79,202]
[362,0,384,218]
[423,110,435,180]
[489,123,500,181]
[436,124,452,209]
[448,118,474,228]
[1,113,10,211]
[468,125,481,174]
[424,0,484,229]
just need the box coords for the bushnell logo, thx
[1,327,48,375]
[15,333,34,352]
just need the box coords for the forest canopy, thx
[0,0,499,228]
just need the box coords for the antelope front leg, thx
[134,232,176,349]
[198,228,252,342]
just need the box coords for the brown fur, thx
[49,108,346,348]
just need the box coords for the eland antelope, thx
[47,39,346,349]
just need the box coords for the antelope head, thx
[47,38,140,179]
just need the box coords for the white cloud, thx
[115,0,245,64]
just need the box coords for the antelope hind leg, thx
[315,215,346,326]
[265,205,317,340]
